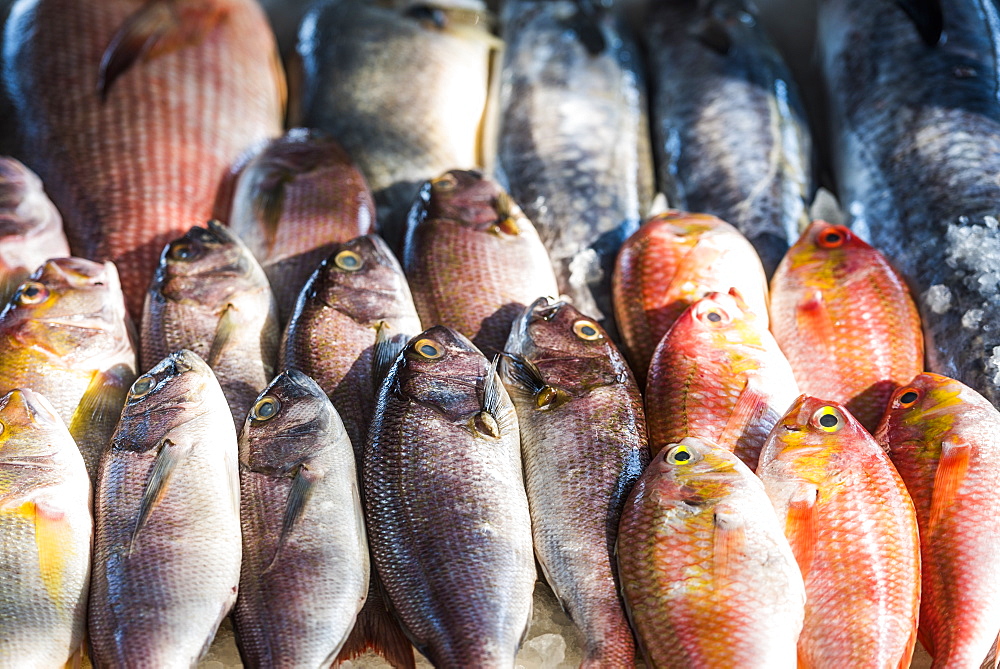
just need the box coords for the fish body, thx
[142,221,279,428]
[502,297,648,668]
[3,0,285,317]
[89,350,242,667]
[616,436,805,668]
[645,289,799,469]
[234,369,369,668]
[497,0,654,333]
[0,389,91,667]
[364,325,534,668]
[0,257,136,481]
[769,221,924,431]
[819,0,1000,407]
[875,373,1000,667]
[404,169,558,357]
[612,210,769,383]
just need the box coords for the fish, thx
[223,128,376,324]
[643,0,812,276]
[758,395,921,668]
[141,221,280,428]
[875,372,1000,667]
[404,169,559,358]
[501,297,648,668]
[497,0,654,336]
[612,210,769,384]
[769,220,924,432]
[89,349,242,666]
[3,0,285,318]
[364,325,535,668]
[616,436,806,668]
[645,289,799,469]
[0,156,69,303]
[0,389,91,667]
[233,369,369,668]
[297,0,495,252]
[0,257,137,482]
[819,0,1000,409]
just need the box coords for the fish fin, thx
[130,439,190,555]
[68,363,135,478]
[648,193,670,217]
[785,487,818,580]
[712,507,747,584]
[895,0,943,46]
[898,617,919,669]
[979,631,1000,669]
[251,168,292,254]
[929,438,971,534]
[206,303,238,367]
[98,0,229,99]
[265,463,321,572]
[717,375,770,468]
[26,500,72,605]
[336,582,416,668]
[662,240,725,302]
[65,641,84,669]
[794,289,836,355]
[689,14,731,55]
[372,322,409,394]
[482,354,504,419]
[498,352,546,396]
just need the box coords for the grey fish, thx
[233,369,369,668]
[496,0,655,336]
[365,325,535,668]
[89,350,242,667]
[644,0,812,276]
[820,0,1000,408]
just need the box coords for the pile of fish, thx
[0,0,997,667]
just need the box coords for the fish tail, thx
[335,581,415,668]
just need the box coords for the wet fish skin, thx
[875,373,1000,667]
[0,389,91,667]
[89,349,242,667]
[769,220,924,432]
[820,0,1000,408]
[616,436,805,668]
[404,169,559,358]
[644,0,812,276]
[142,220,280,428]
[0,257,137,482]
[497,0,654,334]
[758,394,921,668]
[365,325,534,668]
[502,297,647,668]
[233,369,369,669]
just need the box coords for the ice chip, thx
[990,346,1000,386]
[925,284,953,314]
[963,309,985,329]
[985,215,999,230]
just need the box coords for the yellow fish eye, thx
[169,241,195,261]
[130,374,155,399]
[334,249,363,272]
[413,338,444,360]
[812,405,843,432]
[896,388,920,408]
[665,444,693,465]
[251,396,280,421]
[431,173,458,192]
[572,320,602,341]
[16,281,48,306]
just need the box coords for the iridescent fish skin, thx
[617,436,805,668]
[876,373,1000,668]
[769,220,924,432]
[758,395,921,668]
[613,210,769,384]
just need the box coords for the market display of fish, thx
[497,0,654,335]
[0,389,91,667]
[89,350,242,666]
[234,370,369,668]
[297,0,495,252]
[502,297,648,667]
[224,128,376,324]
[644,0,812,277]
[3,0,285,318]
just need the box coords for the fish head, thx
[668,288,766,356]
[418,170,528,237]
[0,157,46,235]
[779,220,876,285]
[874,372,968,448]
[0,390,71,496]
[649,436,754,502]
[153,220,259,306]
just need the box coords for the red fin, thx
[718,375,770,470]
[785,489,818,580]
[929,439,970,534]
[98,0,229,99]
[794,289,835,354]
[980,631,999,669]
[713,508,747,584]
[335,580,415,668]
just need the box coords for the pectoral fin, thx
[717,375,770,469]
[69,363,135,480]
[929,438,970,534]
[206,303,238,367]
[265,463,321,572]
[130,439,191,554]
[785,487,818,579]
[713,507,747,583]
[371,321,410,394]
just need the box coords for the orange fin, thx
[335,579,416,668]
[929,439,970,534]
[98,0,229,99]
[794,289,835,354]
[718,375,770,469]
[31,501,71,604]
[713,507,747,584]
[785,488,818,580]
[662,240,724,302]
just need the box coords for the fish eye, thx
[572,320,603,341]
[812,405,843,432]
[431,173,458,192]
[15,282,49,306]
[413,338,444,360]
[489,218,521,236]
[665,444,693,465]
[334,250,364,272]
[696,305,731,326]
[897,388,920,408]
[169,241,195,261]
[251,396,280,421]
[130,374,155,399]
[817,225,850,249]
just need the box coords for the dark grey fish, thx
[820,0,1000,408]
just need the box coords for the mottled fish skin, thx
[365,325,534,668]
[298,0,493,253]
[644,0,812,276]
[645,289,799,469]
[0,257,137,483]
[820,0,1000,409]
[769,221,924,432]
[875,373,1000,668]
[758,395,921,668]
[89,350,242,667]
[502,298,648,668]
[3,0,285,318]
[404,169,559,358]
[0,156,68,304]
[225,128,376,325]
[617,436,805,668]
[0,389,91,667]
[612,210,769,384]
[141,221,279,429]
[234,369,369,669]
[496,0,654,335]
